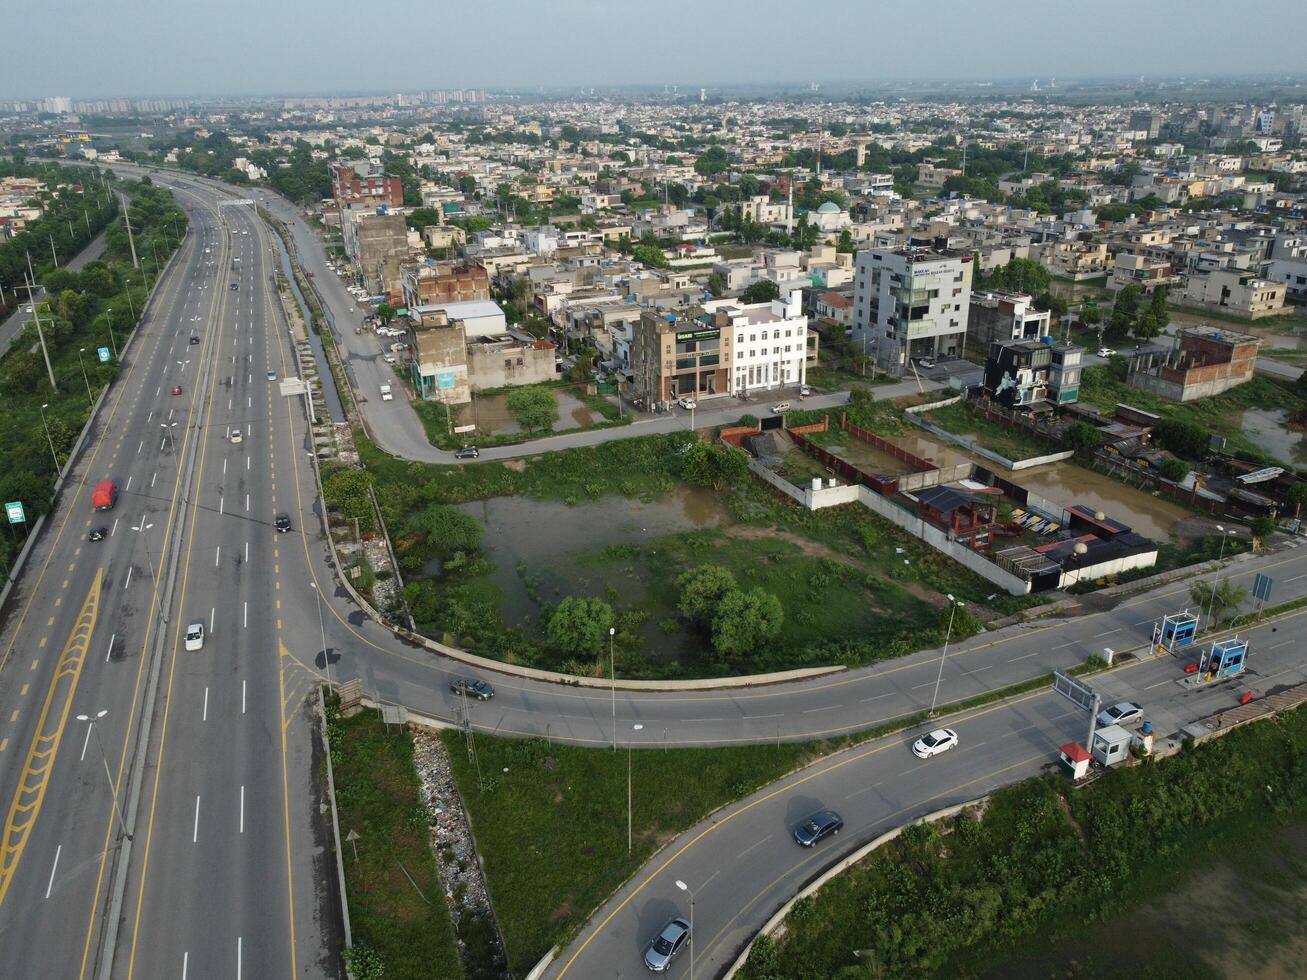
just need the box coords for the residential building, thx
[630,308,729,406]
[466,335,557,390]
[1178,269,1287,320]
[740,195,792,229]
[400,261,490,310]
[916,163,961,188]
[340,210,409,295]
[1039,240,1110,281]
[852,246,973,374]
[1127,325,1262,401]
[967,290,1051,351]
[983,339,1053,408]
[1109,252,1179,293]
[329,161,404,209]
[814,290,854,330]
[1047,342,1083,404]
[409,314,470,404]
[407,298,506,339]
[1267,234,1307,304]
[1129,110,1164,139]
[702,291,811,396]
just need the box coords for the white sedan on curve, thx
[912,728,959,759]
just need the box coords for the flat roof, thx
[411,299,504,320]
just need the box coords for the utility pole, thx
[23,269,57,392]
[49,234,58,267]
[120,191,139,269]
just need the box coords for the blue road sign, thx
[1252,573,1273,603]
[97,346,111,363]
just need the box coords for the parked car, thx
[677,396,697,410]
[916,356,936,369]
[454,445,480,460]
[449,678,494,700]
[389,342,406,353]
[1097,701,1143,728]
[274,512,292,533]
[88,526,108,542]
[643,917,691,973]
[184,623,205,652]
[798,384,812,397]
[770,401,791,414]
[912,728,959,759]
[382,353,396,364]
[792,809,844,847]
[1096,347,1117,358]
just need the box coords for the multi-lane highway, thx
[12,161,1307,980]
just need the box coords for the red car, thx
[171,385,182,396]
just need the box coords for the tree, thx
[711,588,784,659]
[404,503,482,554]
[706,272,725,298]
[632,243,667,268]
[505,386,559,433]
[987,257,1051,296]
[1250,515,1277,543]
[1080,300,1102,327]
[546,596,614,658]
[836,229,857,254]
[741,279,780,304]
[322,469,376,532]
[1065,421,1102,455]
[1153,418,1208,460]
[1286,482,1307,517]
[676,565,737,627]
[1034,292,1068,323]
[1132,306,1163,340]
[457,174,477,196]
[1190,579,1248,623]
[1107,283,1142,339]
[682,442,749,490]
[376,303,396,325]
[1158,458,1190,483]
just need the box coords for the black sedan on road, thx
[454,445,480,460]
[450,678,494,700]
[88,526,108,542]
[793,809,844,847]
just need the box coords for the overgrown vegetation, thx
[744,704,1307,980]
[327,700,464,980]
[920,400,1056,462]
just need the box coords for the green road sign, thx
[5,500,25,525]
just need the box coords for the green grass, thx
[1078,366,1306,463]
[745,703,1307,980]
[920,400,1055,461]
[1169,302,1307,330]
[327,702,464,980]
[412,381,632,451]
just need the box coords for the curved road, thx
[40,162,1307,979]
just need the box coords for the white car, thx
[389,342,406,353]
[677,396,697,410]
[1096,347,1117,358]
[23,305,33,313]
[912,728,959,759]
[382,353,396,364]
[230,429,243,445]
[184,623,205,652]
[1097,701,1143,728]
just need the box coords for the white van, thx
[379,383,393,401]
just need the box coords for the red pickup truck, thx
[92,479,118,511]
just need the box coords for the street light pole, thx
[161,422,177,452]
[77,348,94,407]
[675,879,697,980]
[39,403,60,473]
[628,723,643,854]
[929,594,964,716]
[311,580,332,686]
[610,626,617,751]
[105,308,117,357]
[1204,525,1233,630]
[76,711,131,840]
[123,277,136,320]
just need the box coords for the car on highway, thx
[184,623,205,652]
[449,677,494,700]
[1097,700,1143,728]
[88,526,108,542]
[677,396,697,410]
[189,335,200,345]
[643,916,691,973]
[274,512,292,533]
[171,385,183,396]
[912,728,959,759]
[230,282,239,291]
[1097,347,1117,358]
[454,445,480,460]
[792,809,844,847]
[266,371,277,381]
[230,429,243,444]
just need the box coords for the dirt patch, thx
[502,459,527,473]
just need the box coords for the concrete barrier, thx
[723,795,989,979]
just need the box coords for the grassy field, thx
[742,704,1307,980]
[920,400,1056,462]
[327,702,464,980]
[412,381,630,451]
[1078,366,1305,463]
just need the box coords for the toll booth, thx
[1153,610,1198,655]
[1200,637,1247,681]
[1059,742,1092,781]
[1091,724,1133,767]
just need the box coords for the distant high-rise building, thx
[42,96,72,114]
[1129,110,1163,140]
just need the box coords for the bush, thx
[1158,457,1190,483]
[403,503,482,555]
[712,587,784,659]
[676,565,738,626]
[322,468,376,532]
[546,596,615,658]
[506,386,559,433]
[1153,418,1209,460]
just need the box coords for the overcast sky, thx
[4,0,1304,99]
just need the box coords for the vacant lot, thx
[920,400,1056,462]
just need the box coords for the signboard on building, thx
[436,370,456,390]
[675,329,719,343]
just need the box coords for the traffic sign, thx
[1052,669,1097,712]
[5,500,25,525]
[97,346,111,363]
[1252,573,1273,603]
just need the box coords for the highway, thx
[20,162,1307,980]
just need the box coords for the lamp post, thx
[160,421,178,452]
[1204,525,1235,631]
[105,307,118,357]
[76,710,131,840]
[310,580,332,686]
[610,626,617,751]
[38,403,60,473]
[130,522,165,628]
[628,723,643,854]
[675,879,697,980]
[123,277,136,320]
[929,594,965,716]
[77,348,94,407]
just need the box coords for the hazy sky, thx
[4,0,1305,99]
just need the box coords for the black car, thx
[274,512,291,533]
[230,282,239,291]
[454,445,479,460]
[792,809,844,847]
[450,678,494,700]
[88,526,108,542]
[189,335,200,345]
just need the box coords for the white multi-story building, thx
[702,290,810,396]
[851,247,973,373]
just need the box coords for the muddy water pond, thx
[454,389,608,435]
[1016,460,1193,541]
[819,428,979,476]
[455,488,733,637]
[1240,407,1307,466]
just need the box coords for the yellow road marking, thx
[0,740,7,752]
[19,685,28,697]
[0,570,102,908]
[28,660,37,672]
[38,638,46,649]
[7,711,16,723]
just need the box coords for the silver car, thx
[1097,701,1143,728]
[643,916,690,973]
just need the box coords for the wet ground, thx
[454,389,609,435]
[1239,407,1307,466]
[819,427,978,475]
[1015,460,1194,541]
